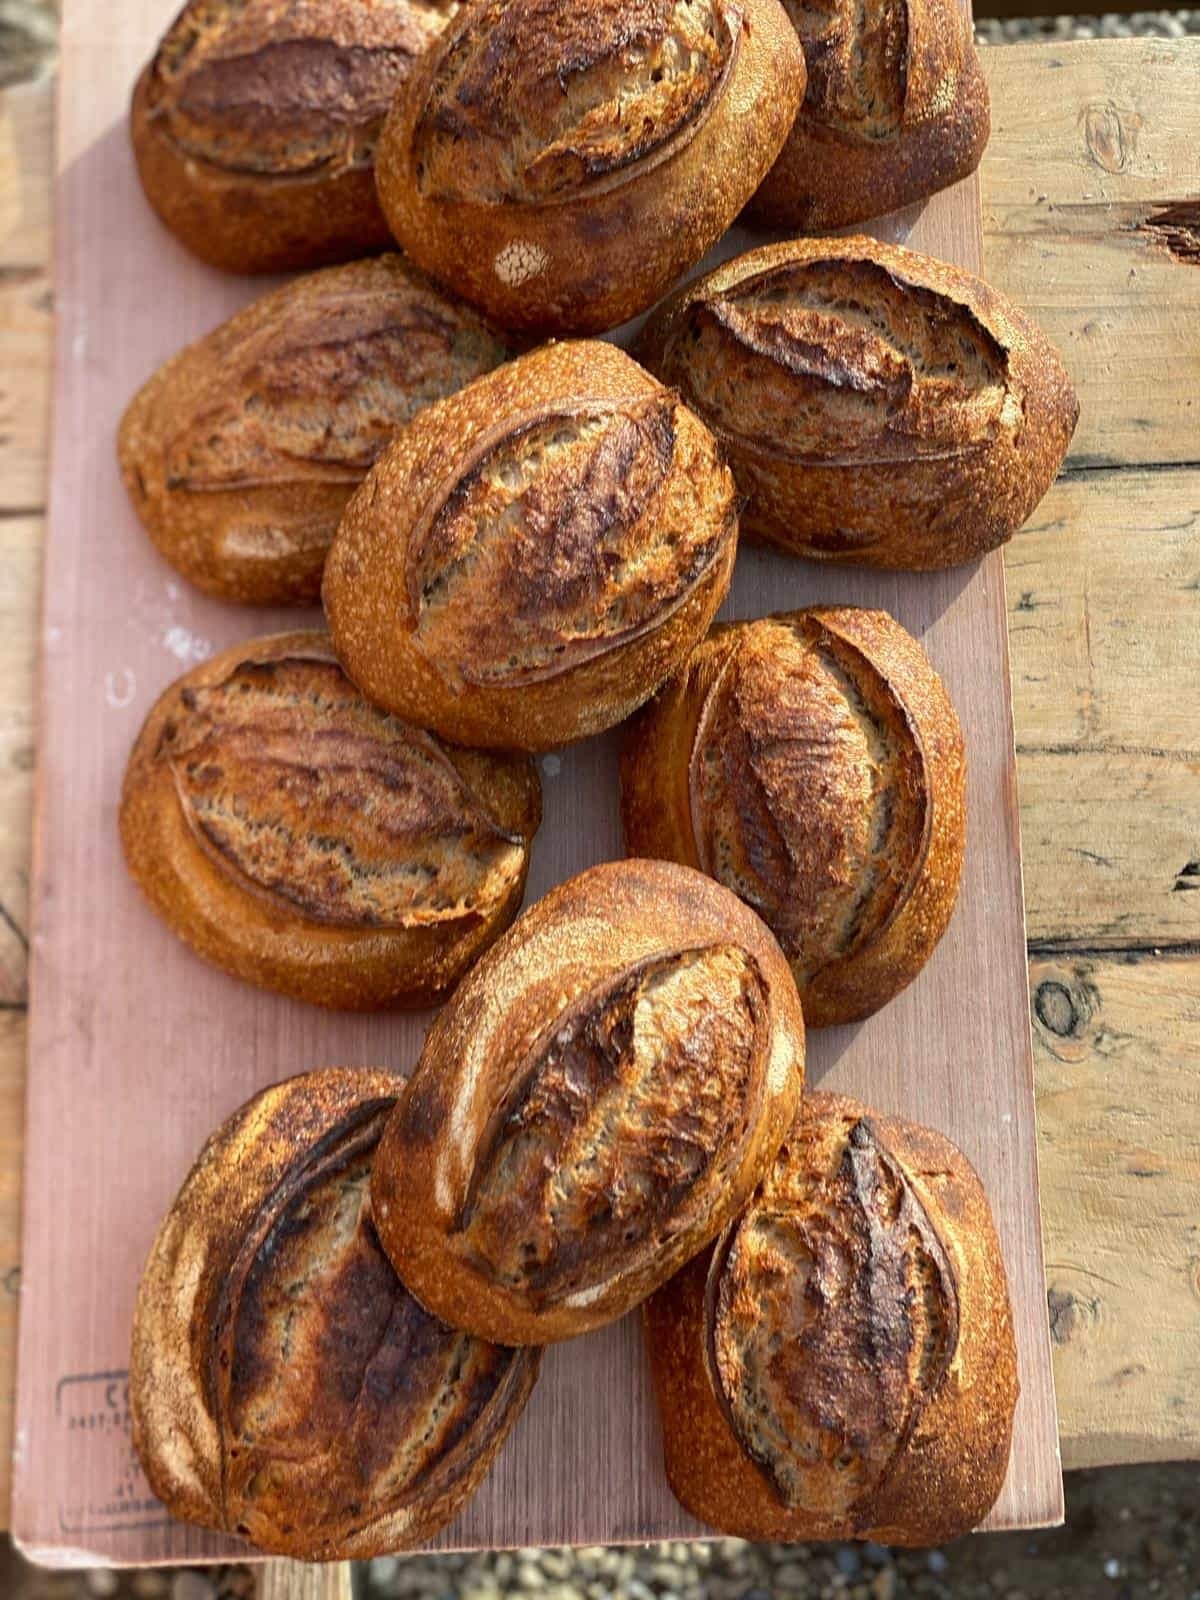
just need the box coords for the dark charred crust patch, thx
[708,1114,959,1519]
[661,256,1013,465]
[160,266,511,492]
[689,618,929,985]
[147,0,456,178]
[405,393,733,688]
[159,649,529,928]
[210,1095,531,1542]
[412,0,736,204]
[782,0,908,141]
[457,943,769,1305]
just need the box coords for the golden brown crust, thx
[635,236,1079,569]
[131,1069,540,1559]
[118,256,516,606]
[369,859,805,1344]
[131,0,458,273]
[749,0,990,231]
[644,1091,1018,1545]
[323,341,739,750]
[621,607,965,1026]
[373,0,807,334]
[119,631,541,1009]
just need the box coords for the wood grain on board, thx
[0,25,1197,1567]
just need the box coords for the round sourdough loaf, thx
[636,236,1079,569]
[131,1070,540,1558]
[621,607,965,1026]
[119,632,541,1009]
[372,0,807,334]
[369,859,806,1344]
[131,0,457,273]
[118,256,516,606]
[749,0,990,231]
[323,341,739,750]
[644,1091,1019,1545]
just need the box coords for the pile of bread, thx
[121,0,1078,1563]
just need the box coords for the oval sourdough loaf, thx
[644,1091,1019,1544]
[369,859,806,1344]
[119,632,541,1009]
[373,0,807,334]
[323,340,739,749]
[636,236,1079,569]
[118,256,516,606]
[131,0,458,273]
[621,608,965,1026]
[131,1070,540,1558]
[750,0,990,230]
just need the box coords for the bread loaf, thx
[373,0,807,334]
[131,0,456,273]
[118,256,516,606]
[131,1070,540,1558]
[636,237,1079,569]
[644,1091,1018,1544]
[621,608,965,1026]
[323,341,739,750]
[750,0,990,230]
[369,859,806,1344]
[119,632,541,1009]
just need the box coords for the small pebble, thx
[461,1583,501,1600]
[836,1549,862,1578]
[871,1571,897,1600]
[132,1578,170,1599]
[862,1544,890,1567]
[1104,1559,1122,1579]
[774,1562,809,1590]
[927,1551,948,1575]
[1145,1535,1172,1566]
[84,1577,119,1599]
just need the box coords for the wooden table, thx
[0,35,1197,1584]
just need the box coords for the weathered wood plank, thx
[0,513,37,1008]
[1007,467,1200,950]
[1008,469,1200,757]
[1020,749,1200,952]
[0,79,53,513]
[1032,950,1200,1468]
[981,39,1200,472]
[0,1012,25,1525]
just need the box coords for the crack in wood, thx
[1028,938,1200,961]
[0,902,28,952]
[1017,740,1200,762]
[1136,201,1200,266]
[1060,457,1200,480]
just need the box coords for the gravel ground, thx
[2,1462,1199,1596]
[2,4,1199,1598]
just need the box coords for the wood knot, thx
[1047,1284,1099,1346]
[1034,980,1078,1038]
[1082,101,1140,175]
[1029,961,1101,1064]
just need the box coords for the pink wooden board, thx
[13,0,1063,1565]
